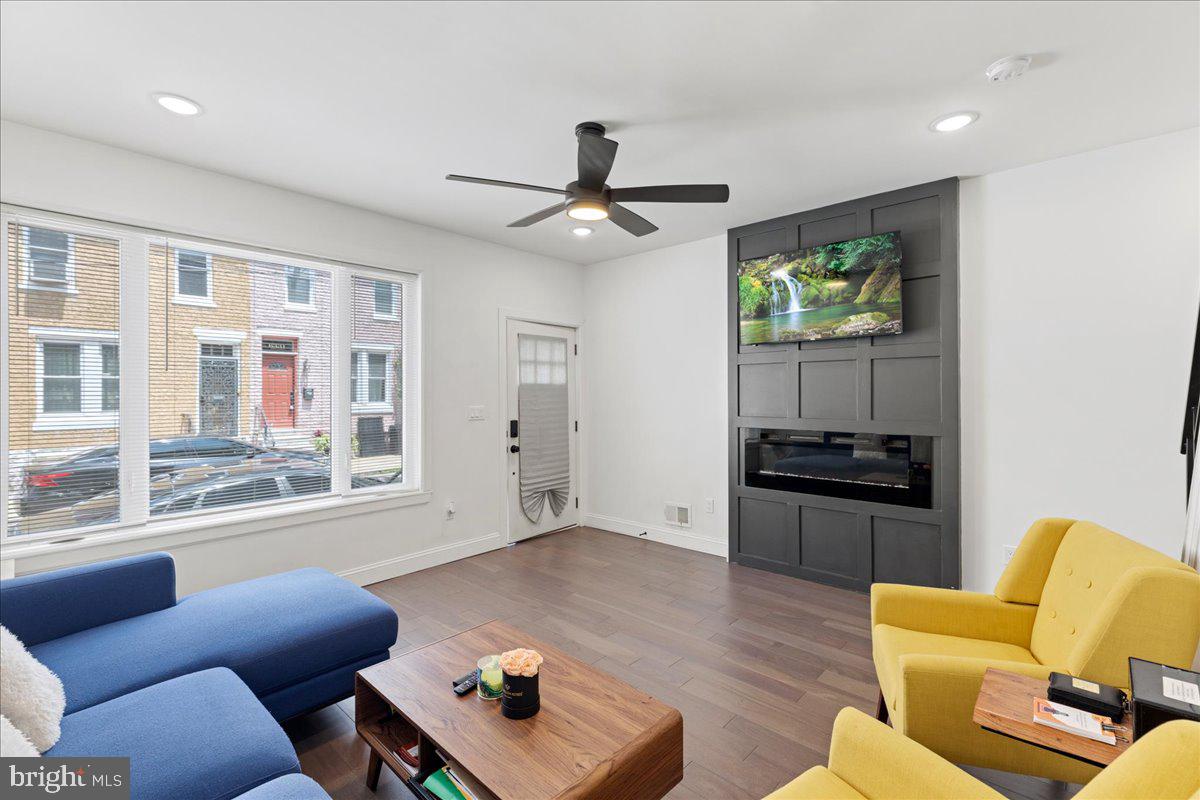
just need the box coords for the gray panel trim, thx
[728,178,960,591]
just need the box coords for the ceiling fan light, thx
[566,200,608,221]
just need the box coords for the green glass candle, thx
[477,655,503,700]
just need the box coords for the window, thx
[351,348,390,407]
[285,266,313,307]
[373,280,395,318]
[4,212,421,545]
[31,337,121,428]
[101,344,119,411]
[6,219,121,538]
[368,353,386,402]
[23,226,72,289]
[42,343,81,412]
[150,243,333,521]
[174,249,212,302]
[350,275,408,486]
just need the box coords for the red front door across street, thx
[262,353,296,428]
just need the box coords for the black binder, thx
[1047,672,1126,720]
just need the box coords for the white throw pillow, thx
[0,626,65,752]
[0,714,39,757]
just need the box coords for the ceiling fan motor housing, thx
[564,180,610,220]
[574,121,607,139]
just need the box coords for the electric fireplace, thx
[744,429,933,508]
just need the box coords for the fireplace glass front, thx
[744,429,932,508]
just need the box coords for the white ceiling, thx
[2,1,1197,265]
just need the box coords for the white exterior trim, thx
[193,327,247,345]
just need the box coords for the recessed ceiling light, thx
[929,111,979,133]
[570,225,594,238]
[154,93,203,116]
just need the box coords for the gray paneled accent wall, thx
[727,178,960,591]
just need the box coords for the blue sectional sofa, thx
[0,552,399,800]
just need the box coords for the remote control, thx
[452,671,476,688]
[453,674,479,696]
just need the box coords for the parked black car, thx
[76,463,385,526]
[20,436,324,517]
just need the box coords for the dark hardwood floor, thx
[285,527,1077,800]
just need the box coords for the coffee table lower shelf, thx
[357,678,482,800]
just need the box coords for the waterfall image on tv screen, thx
[738,232,903,345]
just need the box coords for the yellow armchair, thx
[765,708,1200,800]
[870,518,1200,783]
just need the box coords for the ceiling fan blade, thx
[446,175,568,196]
[609,184,730,203]
[577,134,618,190]
[608,203,658,237]
[507,202,565,228]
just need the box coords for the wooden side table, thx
[972,668,1131,767]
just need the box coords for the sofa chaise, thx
[0,552,399,800]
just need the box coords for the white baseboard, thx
[583,513,728,558]
[338,532,504,586]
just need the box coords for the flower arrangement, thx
[499,648,543,678]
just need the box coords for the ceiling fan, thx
[446,121,729,237]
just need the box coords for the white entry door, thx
[505,319,579,542]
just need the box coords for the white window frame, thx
[19,226,76,293]
[372,279,398,320]
[173,249,215,307]
[31,328,120,431]
[283,265,315,312]
[2,206,428,553]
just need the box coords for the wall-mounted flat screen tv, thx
[738,231,903,345]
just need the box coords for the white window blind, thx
[5,220,122,537]
[3,209,422,544]
[349,275,411,486]
[146,241,333,521]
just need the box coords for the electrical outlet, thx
[1003,545,1017,564]
[704,498,715,514]
[445,501,457,520]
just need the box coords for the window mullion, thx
[118,233,150,527]
[331,269,350,495]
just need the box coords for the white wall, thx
[960,127,1200,591]
[1,121,584,593]
[579,128,1200,584]
[581,235,728,555]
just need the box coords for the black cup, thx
[501,671,540,719]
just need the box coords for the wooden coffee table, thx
[972,668,1132,767]
[355,620,684,800]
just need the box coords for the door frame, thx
[195,337,242,436]
[497,308,584,545]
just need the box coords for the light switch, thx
[467,405,485,421]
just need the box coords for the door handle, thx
[509,445,520,453]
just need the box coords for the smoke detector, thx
[985,55,1032,83]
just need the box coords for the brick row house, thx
[6,222,403,530]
